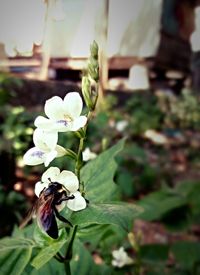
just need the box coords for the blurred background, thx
[0,0,200,273]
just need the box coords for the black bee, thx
[20,181,75,239]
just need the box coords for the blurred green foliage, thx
[1,79,200,274]
[158,88,200,130]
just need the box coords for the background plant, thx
[0,42,142,275]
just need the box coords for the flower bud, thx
[90,40,98,59]
[82,76,94,110]
[88,60,99,82]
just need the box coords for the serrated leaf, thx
[70,202,143,231]
[0,238,34,275]
[81,139,125,202]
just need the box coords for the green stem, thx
[54,227,78,274]
[65,225,78,261]
[64,261,71,275]
[75,137,84,184]
[54,253,64,263]
[75,111,92,190]
[134,248,141,275]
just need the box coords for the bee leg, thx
[54,206,73,227]
[56,195,75,205]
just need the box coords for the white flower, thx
[35,167,87,211]
[115,120,128,132]
[82,147,97,162]
[34,92,87,132]
[112,247,133,268]
[23,129,66,167]
[144,129,168,145]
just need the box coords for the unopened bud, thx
[88,60,99,82]
[82,76,94,110]
[90,40,98,59]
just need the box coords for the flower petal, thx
[55,145,67,157]
[66,191,86,211]
[70,116,87,131]
[57,171,79,192]
[82,147,97,161]
[34,116,56,131]
[33,129,58,151]
[63,92,83,119]
[44,150,58,167]
[35,181,48,197]
[23,147,45,166]
[44,96,65,120]
[41,167,60,183]
[53,120,72,132]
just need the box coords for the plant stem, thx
[64,261,71,275]
[75,137,84,185]
[65,225,78,260]
[54,253,64,263]
[75,111,93,190]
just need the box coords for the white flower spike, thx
[34,92,87,132]
[35,167,87,212]
[112,247,133,268]
[82,147,97,162]
[23,129,66,167]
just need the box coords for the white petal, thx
[44,96,65,120]
[41,167,60,183]
[53,120,72,132]
[63,92,83,119]
[66,191,86,211]
[115,120,128,132]
[44,150,58,167]
[82,147,97,161]
[33,129,58,151]
[35,181,48,197]
[23,147,45,166]
[55,145,67,157]
[111,259,121,267]
[34,116,56,130]
[70,116,87,131]
[112,247,125,258]
[57,170,79,192]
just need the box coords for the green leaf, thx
[70,202,143,231]
[140,244,169,263]
[81,139,125,202]
[137,189,187,221]
[0,238,34,275]
[71,239,105,275]
[171,241,200,270]
[77,224,113,248]
[78,224,126,250]
[23,258,65,275]
[31,234,66,269]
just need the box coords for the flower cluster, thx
[23,92,87,211]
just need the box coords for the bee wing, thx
[37,195,58,239]
[19,203,37,229]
